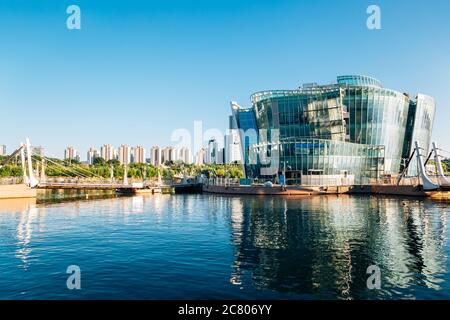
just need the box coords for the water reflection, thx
[0,199,39,269]
[15,206,38,269]
[229,195,449,299]
[0,195,448,299]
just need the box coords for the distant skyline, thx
[1,0,450,157]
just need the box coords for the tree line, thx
[0,155,244,180]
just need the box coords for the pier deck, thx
[204,184,450,200]
[349,184,450,200]
[203,184,350,196]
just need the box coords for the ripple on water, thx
[0,194,449,299]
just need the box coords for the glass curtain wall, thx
[252,87,347,143]
[252,139,385,184]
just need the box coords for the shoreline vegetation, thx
[0,155,244,181]
[2,155,448,182]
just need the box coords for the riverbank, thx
[2,181,450,201]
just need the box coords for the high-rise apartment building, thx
[150,146,162,166]
[0,145,6,156]
[118,144,131,165]
[101,144,114,161]
[131,146,146,164]
[195,148,207,165]
[217,148,225,165]
[177,146,192,164]
[87,148,99,165]
[64,146,79,161]
[225,116,242,164]
[207,139,218,164]
[161,146,176,164]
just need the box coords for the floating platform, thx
[203,184,349,196]
[349,185,450,200]
[203,184,450,200]
[0,184,37,200]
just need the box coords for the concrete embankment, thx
[0,184,37,200]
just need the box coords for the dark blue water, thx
[0,194,449,300]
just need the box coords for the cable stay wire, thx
[33,155,92,179]
[32,157,74,179]
[33,156,88,178]
[436,148,450,157]
[37,152,105,180]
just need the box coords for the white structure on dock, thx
[398,141,450,191]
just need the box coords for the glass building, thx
[231,75,435,185]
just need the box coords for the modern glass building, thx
[231,75,435,185]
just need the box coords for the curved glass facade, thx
[252,86,347,142]
[343,86,410,173]
[251,139,385,185]
[232,75,435,185]
[337,75,382,87]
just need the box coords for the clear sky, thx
[1,0,449,159]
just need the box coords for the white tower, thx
[25,138,39,188]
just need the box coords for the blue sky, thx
[1,0,449,158]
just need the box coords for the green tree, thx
[93,157,107,166]
[443,161,450,173]
[106,159,120,167]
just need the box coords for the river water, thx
[0,194,449,299]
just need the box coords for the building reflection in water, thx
[229,195,448,299]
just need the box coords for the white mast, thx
[20,143,29,185]
[40,158,46,183]
[25,138,39,188]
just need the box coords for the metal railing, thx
[207,178,240,187]
[292,176,355,187]
[0,177,24,185]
